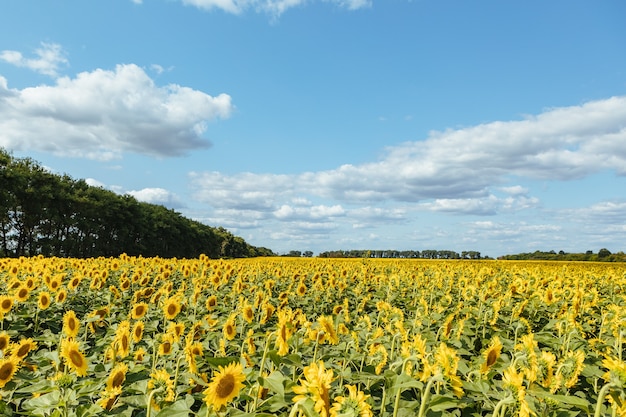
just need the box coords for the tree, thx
[598,248,612,259]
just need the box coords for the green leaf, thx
[21,391,61,416]
[204,356,239,368]
[155,398,192,417]
[531,391,590,413]
[428,394,460,412]
[261,370,287,397]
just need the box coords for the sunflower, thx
[223,315,237,341]
[330,385,372,417]
[275,309,294,356]
[0,332,10,352]
[185,340,203,374]
[559,350,585,388]
[242,303,255,324]
[134,347,146,362]
[67,276,81,291]
[203,362,246,411]
[61,338,88,376]
[0,295,13,316]
[130,302,148,320]
[107,362,128,390]
[97,386,122,411]
[318,315,339,345]
[132,321,144,343]
[63,310,80,338]
[15,285,30,302]
[147,368,175,406]
[0,356,19,388]
[158,333,175,356]
[480,336,503,374]
[167,322,185,339]
[38,291,51,310]
[48,276,62,292]
[293,361,334,417]
[206,295,218,311]
[296,281,307,297]
[163,297,182,320]
[11,338,37,361]
[434,343,464,398]
[114,321,131,358]
[55,289,67,304]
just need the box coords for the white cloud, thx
[190,96,626,216]
[0,42,68,77]
[85,178,106,188]
[180,0,371,16]
[127,187,185,208]
[187,96,624,254]
[0,63,233,159]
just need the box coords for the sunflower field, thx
[0,255,625,417]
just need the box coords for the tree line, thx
[316,249,485,259]
[0,148,274,259]
[499,249,626,262]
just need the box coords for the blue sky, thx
[1,0,625,257]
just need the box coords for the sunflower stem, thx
[146,386,164,417]
[173,354,184,401]
[594,382,618,417]
[417,373,442,417]
[251,331,272,412]
[491,394,514,417]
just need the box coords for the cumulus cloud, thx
[180,0,371,16]
[0,42,68,77]
[0,63,233,159]
[127,187,185,208]
[190,95,626,218]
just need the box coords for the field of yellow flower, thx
[0,255,625,416]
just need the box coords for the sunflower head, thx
[130,302,149,319]
[203,362,246,411]
[12,338,37,361]
[293,361,334,417]
[223,315,237,341]
[480,336,503,374]
[63,310,80,338]
[38,291,51,310]
[163,297,182,320]
[61,338,88,376]
[132,321,145,343]
[0,296,13,315]
[330,385,372,417]
[107,362,129,390]
[0,332,9,352]
[0,356,20,388]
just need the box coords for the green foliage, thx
[0,148,273,258]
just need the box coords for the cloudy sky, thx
[1,1,625,257]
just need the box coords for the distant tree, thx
[598,248,612,259]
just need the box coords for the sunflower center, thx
[111,372,125,388]
[486,350,498,367]
[1,300,10,310]
[167,304,177,315]
[216,374,235,398]
[0,339,7,351]
[135,306,145,316]
[68,319,76,331]
[70,350,84,367]
[0,363,14,379]
[17,344,30,357]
